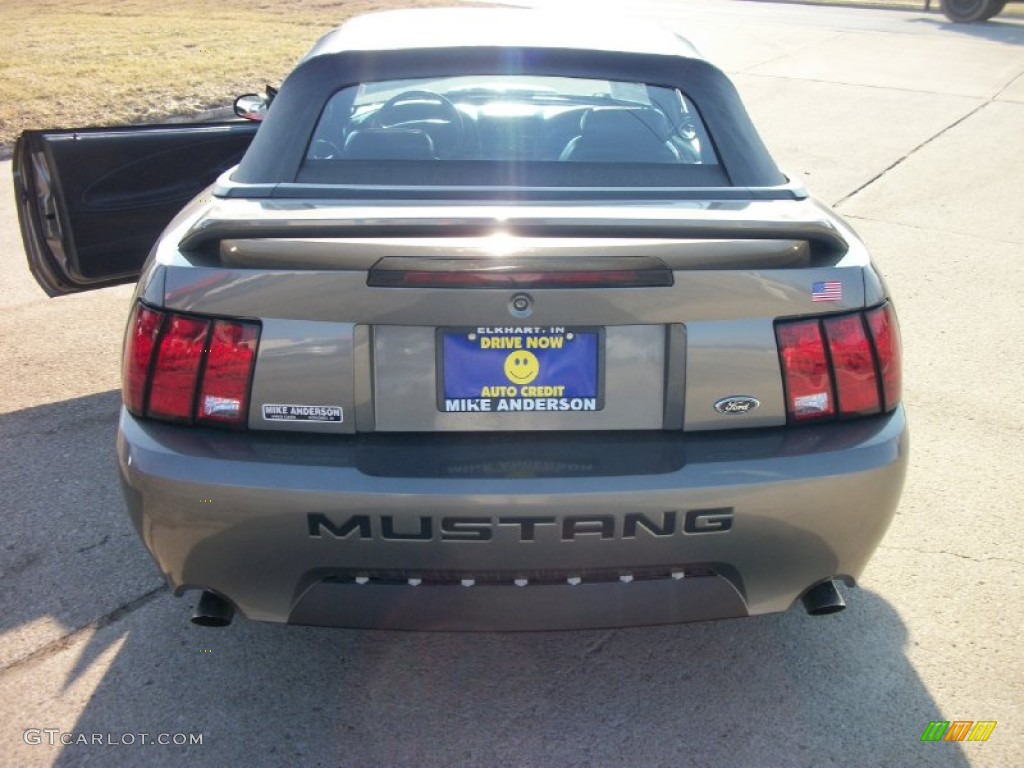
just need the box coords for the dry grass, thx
[0,0,474,148]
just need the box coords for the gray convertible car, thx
[13,9,907,630]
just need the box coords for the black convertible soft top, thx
[232,13,786,189]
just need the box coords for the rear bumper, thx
[118,408,907,629]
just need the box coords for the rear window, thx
[298,74,728,187]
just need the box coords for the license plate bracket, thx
[437,327,604,413]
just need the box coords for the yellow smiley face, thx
[504,350,539,385]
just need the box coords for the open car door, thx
[13,121,259,296]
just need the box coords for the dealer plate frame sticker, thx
[437,326,604,413]
[262,404,344,423]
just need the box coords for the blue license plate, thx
[439,327,602,413]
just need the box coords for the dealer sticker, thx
[262,404,344,423]
[439,327,602,413]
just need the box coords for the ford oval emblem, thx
[714,396,760,415]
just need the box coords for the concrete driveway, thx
[0,1,1021,766]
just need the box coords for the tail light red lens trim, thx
[147,315,211,421]
[776,303,901,424]
[866,304,902,411]
[776,320,835,421]
[823,314,882,417]
[123,302,260,428]
[123,304,164,415]
[197,320,259,425]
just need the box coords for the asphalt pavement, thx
[0,1,1022,766]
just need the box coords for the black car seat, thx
[560,108,680,163]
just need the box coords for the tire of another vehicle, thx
[940,0,1005,22]
[982,0,1008,18]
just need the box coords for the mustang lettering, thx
[307,511,735,541]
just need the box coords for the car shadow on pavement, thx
[0,393,970,767]
[49,589,973,767]
[0,392,165,671]
[909,15,1024,45]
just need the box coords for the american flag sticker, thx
[811,281,842,302]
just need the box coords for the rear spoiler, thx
[179,210,850,261]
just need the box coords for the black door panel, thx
[13,122,259,296]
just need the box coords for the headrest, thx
[343,129,436,160]
[581,108,671,140]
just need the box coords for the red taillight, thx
[197,320,259,425]
[824,314,881,417]
[123,305,164,415]
[866,304,902,411]
[122,303,260,428]
[776,320,834,421]
[148,315,211,421]
[777,303,901,424]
